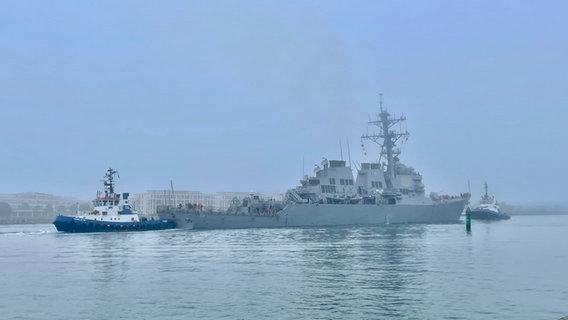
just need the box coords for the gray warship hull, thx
[158,97,471,230]
[161,198,467,230]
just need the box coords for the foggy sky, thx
[1,1,567,204]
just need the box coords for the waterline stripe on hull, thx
[53,215,176,233]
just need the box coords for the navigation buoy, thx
[465,207,472,232]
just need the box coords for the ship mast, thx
[361,94,409,189]
[103,167,119,198]
[482,181,489,201]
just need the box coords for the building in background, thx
[131,190,283,215]
[0,190,284,224]
[0,192,89,224]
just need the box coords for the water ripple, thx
[1,216,568,319]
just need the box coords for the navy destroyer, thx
[158,96,470,229]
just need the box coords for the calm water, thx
[1,215,567,320]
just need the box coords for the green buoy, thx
[465,207,471,232]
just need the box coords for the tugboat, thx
[53,168,176,232]
[469,182,510,220]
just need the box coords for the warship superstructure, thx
[158,95,470,229]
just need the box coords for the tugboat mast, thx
[103,168,118,197]
[481,181,492,203]
[361,94,409,189]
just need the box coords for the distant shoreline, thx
[499,204,568,216]
[0,217,55,225]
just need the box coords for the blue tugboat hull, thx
[53,215,176,233]
[469,209,511,220]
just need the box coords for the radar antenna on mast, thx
[361,94,409,190]
[102,167,119,197]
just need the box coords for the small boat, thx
[468,182,510,220]
[53,168,176,233]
